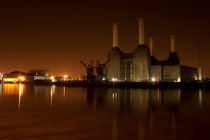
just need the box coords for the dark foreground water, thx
[0,84,210,139]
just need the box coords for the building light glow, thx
[151,77,156,82]
[3,78,19,82]
[18,76,25,81]
[174,77,181,82]
[63,74,68,81]
[111,78,117,82]
[50,76,56,82]
[63,74,68,79]
[50,76,54,80]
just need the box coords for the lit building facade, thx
[2,71,33,83]
[107,19,151,82]
[105,18,197,82]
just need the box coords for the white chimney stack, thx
[198,67,202,80]
[171,34,175,52]
[113,23,118,47]
[139,18,145,45]
[150,37,153,56]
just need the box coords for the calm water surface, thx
[0,83,210,139]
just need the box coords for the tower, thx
[138,18,145,45]
[107,23,122,81]
[168,33,180,65]
[150,37,153,56]
[132,18,150,82]
[113,23,118,47]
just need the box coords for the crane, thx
[80,61,96,81]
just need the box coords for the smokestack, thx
[198,67,202,80]
[150,37,153,56]
[197,41,202,80]
[171,34,175,52]
[139,18,145,45]
[113,23,118,47]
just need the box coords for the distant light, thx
[151,77,156,82]
[102,78,105,81]
[195,75,198,80]
[112,78,117,82]
[63,74,68,81]
[50,76,56,82]
[50,76,54,80]
[63,74,68,79]
[18,76,25,81]
[174,77,181,82]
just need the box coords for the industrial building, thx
[29,69,49,76]
[82,18,197,82]
[2,71,33,83]
[2,70,72,83]
[30,69,51,81]
[80,60,107,81]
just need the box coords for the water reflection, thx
[199,89,202,109]
[63,86,66,103]
[50,85,55,108]
[0,85,203,114]
[112,119,118,140]
[0,84,209,139]
[84,88,197,140]
[0,84,2,96]
[86,88,182,114]
[18,84,24,111]
[3,84,19,95]
[1,84,25,111]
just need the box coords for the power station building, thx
[105,18,197,82]
[81,18,197,82]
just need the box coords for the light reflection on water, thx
[0,84,209,139]
[86,88,182,114]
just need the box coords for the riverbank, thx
[30,80,210,89]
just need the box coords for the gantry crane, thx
[80,61,96,81]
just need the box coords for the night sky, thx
[0,0,209,77]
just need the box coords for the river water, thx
[0,83,209,139]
